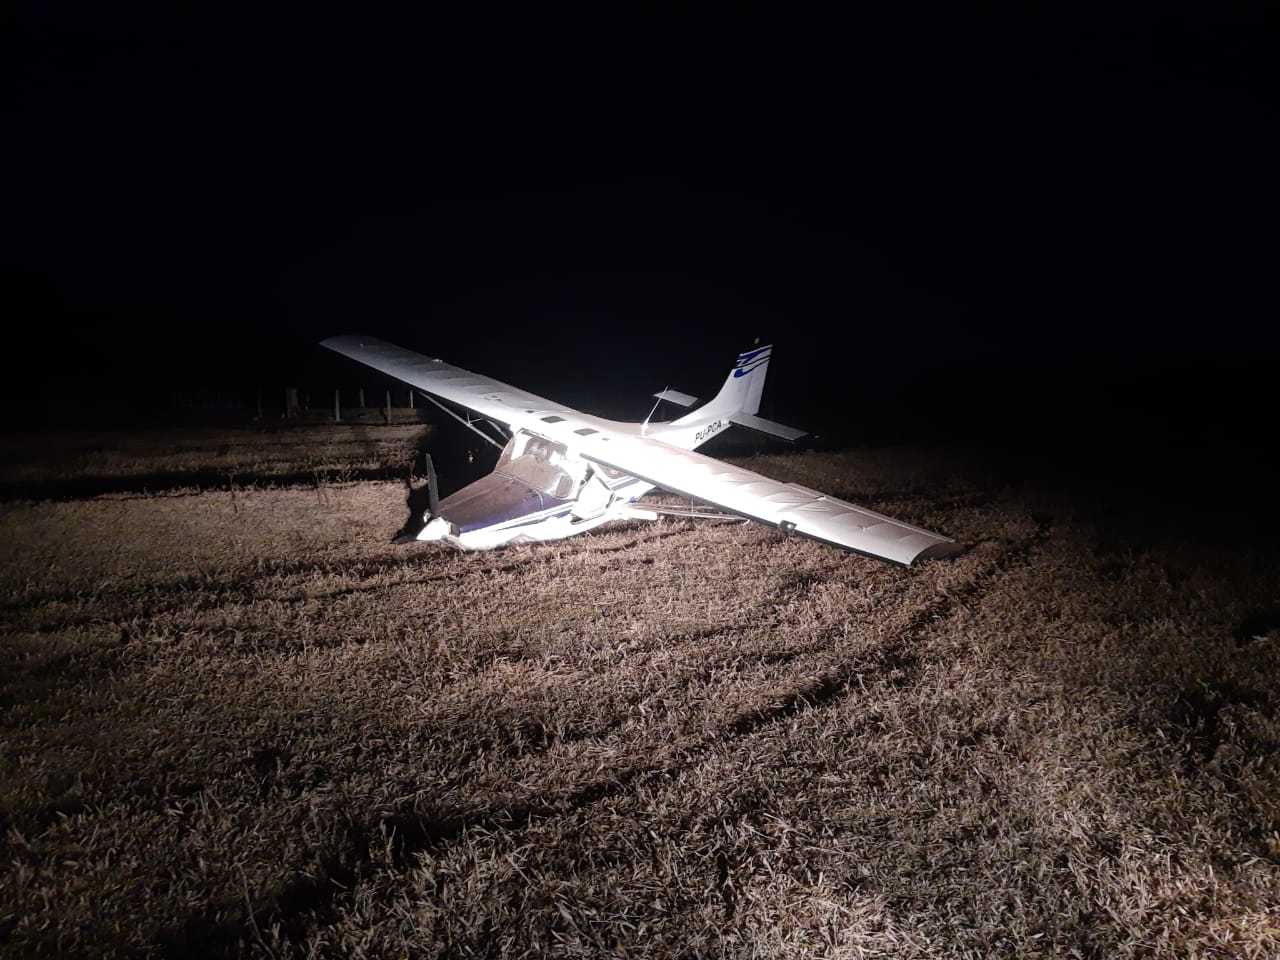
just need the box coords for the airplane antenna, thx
[641,389,666,437]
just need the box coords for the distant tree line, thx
[31,379,428,428]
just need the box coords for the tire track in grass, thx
[2,520,698,632]
[495,530,1039,783]
[10,527,701,701]
[391,529,915,771]
[536,518,999,753]
[155,524,1047,957]
[0,553,427,628]
[1,525,702,705]
[364,545,921,803]
[179,543,868,791]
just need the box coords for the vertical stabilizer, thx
[673,344,772,424]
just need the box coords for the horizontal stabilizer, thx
[729,413,807,442]
[652,388,699,407]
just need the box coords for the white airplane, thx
[321,336,958,565]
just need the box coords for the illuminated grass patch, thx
[1,437,1278,957]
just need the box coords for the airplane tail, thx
[675,344,772,422]
[672,344,806,441]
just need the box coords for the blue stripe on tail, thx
[734,348,771,377]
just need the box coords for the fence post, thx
[358,388,365,409]
[384,390,391,425]
[334,388,342,423]
[408,390,414,408]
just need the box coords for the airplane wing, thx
[320,335,561,428]
[583,435,957,566]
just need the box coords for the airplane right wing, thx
[583,434,958,565]
[321,335,564,429]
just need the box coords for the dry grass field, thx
[0,424,432,500]
[2,425,1278,958]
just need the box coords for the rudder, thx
[674,344,773,423]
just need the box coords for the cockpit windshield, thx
[495,432,577,499]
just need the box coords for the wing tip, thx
[321,333,367,349]
[909,540,965,565]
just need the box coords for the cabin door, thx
[571,470,612,521]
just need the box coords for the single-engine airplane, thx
[321,336,957,565]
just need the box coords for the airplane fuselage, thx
[417,414,728,549]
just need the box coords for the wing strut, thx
[416,391,507,451]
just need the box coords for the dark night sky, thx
[5,3,1273,447]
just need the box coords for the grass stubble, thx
[1,434,1278,957]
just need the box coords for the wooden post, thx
[408,390,414,408]
[358,387,365,409]
[334,388,342,422]
[384,389,391,425]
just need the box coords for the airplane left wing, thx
[321,335,562,428]
[583,435,957,566]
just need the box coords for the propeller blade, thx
[424,452,440,519]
